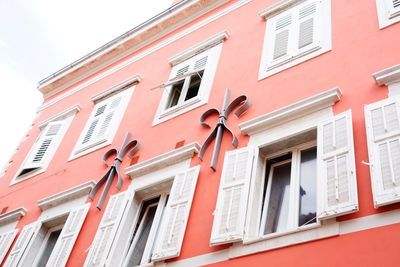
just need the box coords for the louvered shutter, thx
[387,0,400,18]
[270,12,292,64]
[81,104,107,146]
[365,98,400,207]
[296,1,319,54]
[24,121,65,170]
[0,229,18,264]
[317,110,358,219]
[151,166,200,261]
[4,222,41,267]
[84,191,131,267]
[210,147,255,245]
[46,203,90,267]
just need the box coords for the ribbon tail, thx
[223,123,238,148]
[97,168,115,210]
[114,162,123,190]
[89,168,112,200]
[199,126,219,160]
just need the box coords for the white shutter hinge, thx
[361,160,373,166]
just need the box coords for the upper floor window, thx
[376,0,400,28]
[258,0,331,79]
[153,31,228,125]
[12,106,77,184]
[71,86,133,158]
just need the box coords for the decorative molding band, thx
[0,207,27,226]
[36,0,252,112]
[91,74,142,102]
[373,64,400,86]
[239,87,342,135]
[168,30,229,66]
[125,142,200,178]
[259,0,305,19]
[37,180,95,210]
[37,104,80,129]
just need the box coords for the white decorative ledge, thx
[91,74,142,102]
[239,87,341,135]
[168,31,229,66]
[0,207,27,226]
[38,104,81,129]
[373,64,400,86]
[259,0,301,19]
[125,142,200,178]
[37,180,95,210]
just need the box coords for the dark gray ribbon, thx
[89,132,140,210]
[199,88,250,171]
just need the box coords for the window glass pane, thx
[37,229,62,267]
[264,161,291,235]
[298,147,317,226]
[185,70,203,101]
[166,81,184,108]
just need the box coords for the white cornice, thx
[239,87,342,135]
[259,0,305,19]
[373,64,400,86]
[91,74,142,102]
[37,180,95,210]
[125,142,200,178]
[168,30,229,66]
[0,207,27,226]
[37,104,81,129]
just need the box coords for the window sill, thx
[9,168,46,186]
[229,219,338,259]
[69,138,110,162]
[153,96,204,125]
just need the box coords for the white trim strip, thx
[125,142,200,178]
[37,180,95,210]
[90,74,141,102]
[0,207,27,226]
[239,87,342,135]
[36,0,253,112]
[168,30,229,66]
[373,64,400,86]
[37,104,80,129]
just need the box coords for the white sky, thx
[0,0,172,170]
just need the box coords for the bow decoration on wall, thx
[199,88,250,171]
[89,132,140,209]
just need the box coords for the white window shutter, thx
[24,121,66,170]
[210,147,255,246]
[46,203,90,267]
[152,166,200,262]
[297,1,319,53]
[386,0,400,18]
[4,222,41,267]
[0,229,18,264]
[365,98,400,207]
[96,96,122,141]
[84,191,130,267]
[270,13,292,64]
[317,110,358,219]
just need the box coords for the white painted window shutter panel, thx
[4,222,41,267]
[270,13,292,64]
[24,121,66,170]
[84,191,130,267]
[297,1,319,53]
[151,166,200,262]
[0,229,19,264]
[46,203,90,267]
[210,147,255,246]
[365,98,400,207]
[317,110,358,219]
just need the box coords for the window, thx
[376,0,400,28]
[13,110,75,183]
[258,0,331,79]
[153,32,225,125]
[72,88,132,158]
[85,166,200,267]
[210,106,358,247]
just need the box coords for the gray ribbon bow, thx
[199,88,250,171]
[89,132,140,209]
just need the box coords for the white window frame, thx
[32,223,65,267]
[376,0,400,29]
[258,0,332,79]
[11,105,78,184]
[70,85,134,160]
[153,31,227,125]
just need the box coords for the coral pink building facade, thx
[1,0,400,266]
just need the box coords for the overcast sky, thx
[0,0,172,171]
